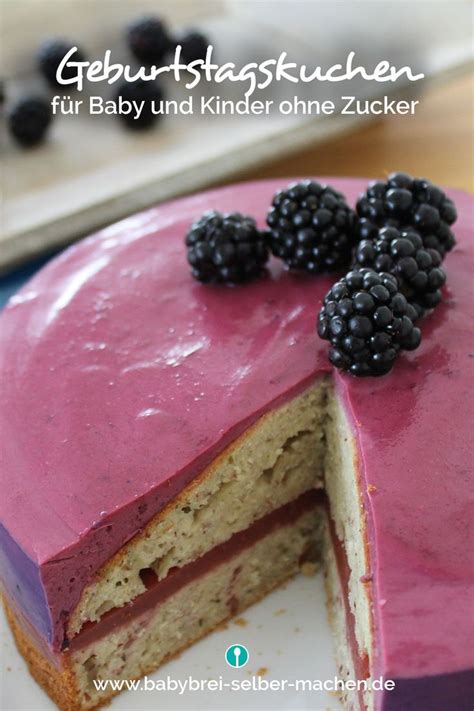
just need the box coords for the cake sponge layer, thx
[323,517,373,711]
[68,382,326,638]
[324,390,372,662]
[7,505,323,711]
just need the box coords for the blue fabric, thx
[0,254,57,309]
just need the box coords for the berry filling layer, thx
[67,491,323,652]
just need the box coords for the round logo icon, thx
[225,643,249,668]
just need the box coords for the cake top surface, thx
[0,178,473,680]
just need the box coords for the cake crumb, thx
[233,617,248,627]
[300,561,318,577]
[360,572,373,583]
[367,484,377,493]
[257,667,268,677]
[274,608,286,616]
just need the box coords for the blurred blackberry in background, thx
[177,31,209,64]
[127,16,172,65]
[186,211,269,284]
[38,39,86,88]
[354,226,446,316]
[114,79,163,130]
[267,180,356,273]
[8,96,52,147]
[356,172,457,257]
[317,269,421,377]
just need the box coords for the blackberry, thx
[177,31,209,64]
[8,96,52,147]
[354,226,446,316]
[266,180,356,273]
[356,172,457,257]
[186,211,269,284]
[317,269,421,377]
[38,39,86,88]
[127,16,172,65]
[114,79,163,130]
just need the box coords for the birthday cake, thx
[0,177,472,711]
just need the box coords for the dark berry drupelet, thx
[356,172,457,257]
[266,180,356,273]
[114,79,163,130]
[127,16,172,65]
[176,30,209,64]
[186,211,269,284]
[8,96,52,147]
[354,226,446,316]
[317,269,421,377]
[38,39,86,88]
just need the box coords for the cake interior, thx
[68,383,328,637]
[5,380,372,711]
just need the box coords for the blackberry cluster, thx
[114,79,163,130]
[317,269,421,377]
[7,96,52,147]
[177,31,209,64]
[186,211,269,284]
[354,227,446,316]
[37,39,86,88]
[127,15,210,67]
[127,16,173,65]
[186,176,456,375]
[356,172,457,257]
[7,16,212,148]
[266,181,356,273]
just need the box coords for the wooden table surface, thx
[231,72,474,194]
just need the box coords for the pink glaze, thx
[0,180,473,701]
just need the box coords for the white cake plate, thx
[1,570,341,711]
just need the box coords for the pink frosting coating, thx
[0,179,472,689]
